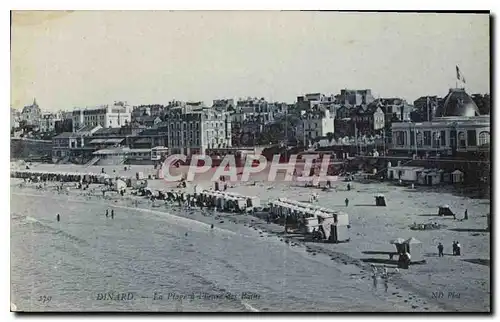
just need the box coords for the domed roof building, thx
[435,88,481,117]
[391,88,489,159]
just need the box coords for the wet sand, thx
[11,168,490,312]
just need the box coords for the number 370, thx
[38,295,52,304]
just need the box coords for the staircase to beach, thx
[84,157,101,167]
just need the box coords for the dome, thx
[435,88,480,117]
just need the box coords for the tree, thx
[472,94,490,115]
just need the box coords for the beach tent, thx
[390,238,407,254]
[404,237,423,262]
[452,170,464,184]
[438,205,455,217]
[375,194,387,206]
[390,238,405,244]
[114,179,127,192]
[247,196,260,209]
[334,211,350,226]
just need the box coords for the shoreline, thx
[10,177,490,312]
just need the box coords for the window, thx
[467,130,476,146]
[450,130,457,148]
[478,131,490,146]
[458,131,466,148]
[440,131,446,146]
[423,131,431,146]
[432,132,440,148]
[416,132,423,147]
[395,131,404,146]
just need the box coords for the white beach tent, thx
[452,170,464,183]
[404,237,423,262]
[390,238,405,245]
[390,237,406,254]
[114,179,127,192]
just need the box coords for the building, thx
[296,93,336,112]
[39,112,62,133]
[54,119,73,134]
[296,109,335,145]
[412,96,440,121]
[72,101,132,131]
[351,105,385,135]
[132,115,162,128]
[52,124,150,163]
[21,98,41,127]
[335,105,353,120]
[52,132,92,162]
[91,147,153,165]
[436,88,480,117]
[337,89,375,106]
[165,108,232,156]
[10,108,20,129]
[391,88,489,158]
[233,97,274,126]
[129,125,169,149]
[212,99,235,112]
[374,98,413,127]
[132,105,152,118]
[268,102,289,120]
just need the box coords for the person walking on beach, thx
[347,183,351,191]
[437,243,444,257]
[456,241,461,256]
[345,198,349,207]
[111,209,114,219]
[464,209,468,220]
[452,241,457,255]
[105,209,109,218]
[372,275,378,289]
[56,214,60,222]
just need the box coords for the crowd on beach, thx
[13,163,485,271]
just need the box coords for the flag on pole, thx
[456,65,466,83]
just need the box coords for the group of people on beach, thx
[56,209,116,222]
[371,264,392,292]
[437,241,461,257]
[105,209,115,219]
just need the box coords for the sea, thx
[10,190,406,312]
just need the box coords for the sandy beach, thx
[10,162,491,312]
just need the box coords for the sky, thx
[10,11,490,112]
